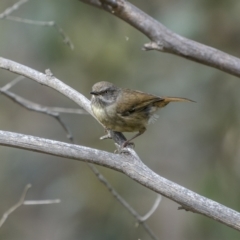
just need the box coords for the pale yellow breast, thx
[92,105,107,123]
[91,104,148,133]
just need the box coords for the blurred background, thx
[0,0,240,239]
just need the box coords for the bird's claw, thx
[114,148,131,155]
[114,141,135,155]
[122,141,135,148]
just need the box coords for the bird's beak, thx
[90,91,98,95]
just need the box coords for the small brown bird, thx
[90,81,193,147]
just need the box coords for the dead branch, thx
[0,130,240,231]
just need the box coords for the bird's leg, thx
[122,129,146,148]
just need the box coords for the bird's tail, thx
[156,97,195,107]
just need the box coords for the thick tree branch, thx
[0,130,240,231]
[79,0,240,78]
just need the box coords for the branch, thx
[0,130,240,231]
[79,0,240,78]
[0,184,60,228]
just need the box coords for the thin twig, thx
[87,163,159,240]
[24,199,61,205]
[0,77,79,141]
[0,0,29,19]
[0,184,60,228]
[5,16,74,50]
[45,107,87,114]
[1,90,87,115]
[1,77,87,115]
[138,195,162,222]
[0,0,74,49]
[0,88,74,141]
[1,76,25,91]
[0,184,31,228]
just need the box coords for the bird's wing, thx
[116,89,163,116]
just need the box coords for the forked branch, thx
[0,184,60,228]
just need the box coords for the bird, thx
[90,81,193,148]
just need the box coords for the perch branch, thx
[0,130,240,231]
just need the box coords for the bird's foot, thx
[100,133,112,140]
